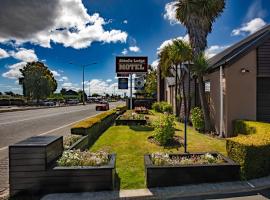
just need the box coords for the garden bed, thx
[115,111,147,126]
[9,136,116,197]
[144,152,240,188]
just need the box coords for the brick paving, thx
[0,157,8,195]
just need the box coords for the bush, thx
[63,135,82,150]
[152,101,173,114]
[152,114,175,146]
[190,107,204,131]
[226,120,270,179]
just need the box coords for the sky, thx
[0,0,270,95]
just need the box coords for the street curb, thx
[41,175,270,200]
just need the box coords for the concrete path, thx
[41,175,270,200]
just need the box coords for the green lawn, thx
[90,113,226,189]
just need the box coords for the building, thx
[157,24,270,137]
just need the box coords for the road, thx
[0,102,122,193]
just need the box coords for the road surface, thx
[0,102,122,193]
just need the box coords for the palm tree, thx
[175,0,225,131]
[158,39,192,118]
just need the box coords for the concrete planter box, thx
[144,152,240,188]
[115,116,147,126]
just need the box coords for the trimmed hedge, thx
[71,109,118,146]
[116,105,127,114]
[227,120,270,179]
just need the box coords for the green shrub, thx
[163,103,173,113]
[152,114,175,146]
[116,105,127,111]
[226,120,270,179]
[190,107,204,131]
[152,101,173,114]
[152,102,162,112]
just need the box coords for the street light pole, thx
[82,65,85,105]
[69,62,97,106]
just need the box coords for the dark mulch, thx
[147,135,184,149]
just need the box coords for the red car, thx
[96,101,109,111]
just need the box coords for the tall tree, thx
[159,39,192,118]
[175,0,225,131]
[19,61,57,102]
[144,65,157,98]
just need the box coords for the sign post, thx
[130,74,133,109]
[115,56,148,110]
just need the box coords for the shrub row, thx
[0,98,25,106]
[116,105,127,114]
[227,120,270,179]
[152,101,173,114]
[71,109,118,146]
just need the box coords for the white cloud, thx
[51,70,60,77]
[61,82,80,91]
[2,48,39,79]
[122,48,128,55]
[10,48,38,62]
[232,18,266,36]
[85,79,128,95]
[151,59,159,69]
[157,34,189,53]
[0,0,128,49]
[0,48,9,59]
[123,20,128,24]
[62,82,73,87]
[164,1,179,25]
[59,76,68,82]
[129,46,140,52]
[106,79,112,82]
[205,45,231,58]
[245,0,267,21]
[2,62,26,79]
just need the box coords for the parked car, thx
[66,99,79,105]
[96,101,109,111]
[43,100,55,106]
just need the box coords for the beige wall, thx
[204,70,223,135]
[224,49,257,136]
[206,49,257,137]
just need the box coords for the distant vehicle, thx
[66,99,79,105]
[42,100,55,106]
[96,101,109,111]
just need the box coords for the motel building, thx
[157,24,270,138]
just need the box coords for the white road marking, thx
[0,104,119,151]
[0,147,7,151]
[0,112,101,151]
[246,181,255,188]
[0,106,94,125]
[38,113,101,136]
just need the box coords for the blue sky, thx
[0,0,269,95]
